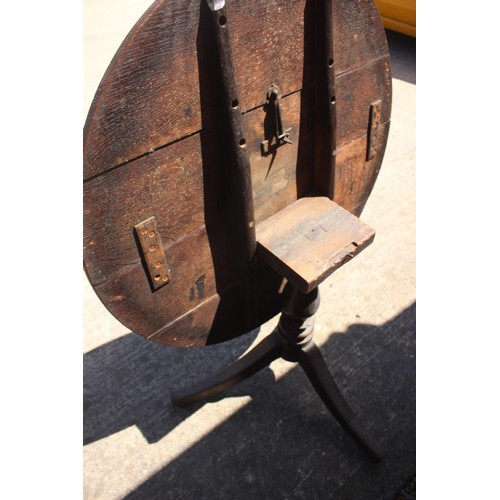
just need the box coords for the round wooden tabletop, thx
[83,0,392,347]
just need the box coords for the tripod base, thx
[171,287,385,460]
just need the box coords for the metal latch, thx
[134,216,170,290]
[261,85,292,155]
[366,99,382,160]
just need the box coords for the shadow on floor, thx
[85,302,415,499]
[83,327,261,444]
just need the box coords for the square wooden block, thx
[256,197,375,293]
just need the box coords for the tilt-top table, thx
[84,0,392,459]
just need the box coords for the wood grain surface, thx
[83,0,392,347]
[256,197,375,293]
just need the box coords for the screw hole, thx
[328,58,334,67]
[219,15,227,26]
[154,275,161,281]
[239,138,246,147]
[231,99,239,108]
[330,95,336,103]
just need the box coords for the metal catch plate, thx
[260,85,292,156]
[134,216,170,290]
[366,99,382,160]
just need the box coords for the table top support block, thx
[256,197,375,293]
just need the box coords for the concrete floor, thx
[84,2,416,498]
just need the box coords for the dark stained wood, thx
[83,0,203,179]
[256,197,375,294]
[334,121,390,215]
[225,0,306,112]
[209,2,258,328]
[84,134,206,285]
[335,56,392,144]
[92,225,217,337]
[169,282,386,460]
[332,0,390,74]
[243,91,303,224]
[323,0,337,199]
[84,0,392,347]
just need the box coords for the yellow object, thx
[374,0,416,37]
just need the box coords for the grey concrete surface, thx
[84,2,416,498]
